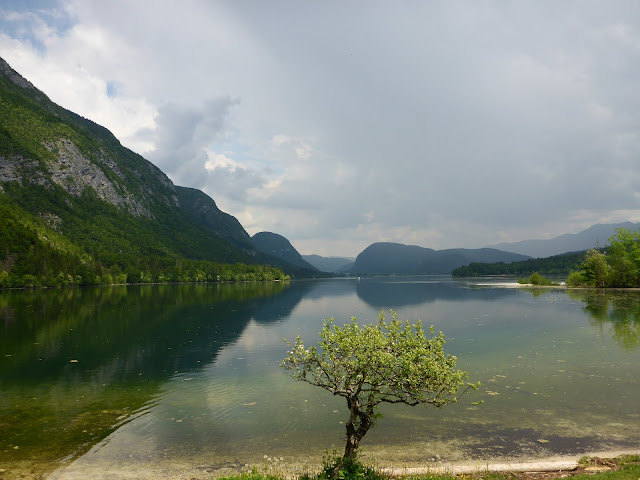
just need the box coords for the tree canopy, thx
[567,228,640,288]
[452,251,585,277]
[281,310,479,474]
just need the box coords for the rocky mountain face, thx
[349,242,531,275]
[0,57,178,219]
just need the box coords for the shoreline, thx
[381,449,640,476]
[4,449,631,480]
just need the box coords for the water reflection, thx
[0,283,298,382]
[0,282,302,477]
[567,289,640,350]
[2,279,640,479]
[355,276,513,308]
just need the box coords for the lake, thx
[1,277,639,479]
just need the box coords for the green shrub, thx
[529,272,550,285]
[299,452,386,480]
[566,271,587,287]
[518,272,556,286]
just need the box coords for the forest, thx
[451,251,586,277]
[0,187,287,289]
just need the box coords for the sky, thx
[1,1,640,257]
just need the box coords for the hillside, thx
[486,222,638,258]
[349,242,530,275]
[452,250,587,277]
[0,57,288,286]
[252,232,319,274]
[174,185,254,251]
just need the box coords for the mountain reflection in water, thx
[1,277,639,479]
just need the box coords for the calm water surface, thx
[1,277,639,478]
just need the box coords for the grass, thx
[218,471,284,480]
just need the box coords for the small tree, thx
[582,249,610,287]
[607,228,640,287]
[281,310,480,474]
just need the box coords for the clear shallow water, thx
[1,278,639,478]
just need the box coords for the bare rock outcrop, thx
[44,138,153,218]
[0,57,37,91]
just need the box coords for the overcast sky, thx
[2,1,640,257]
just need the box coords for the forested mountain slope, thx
[252,232,319,273]
[174,186,255,251]
[0,57,286,286]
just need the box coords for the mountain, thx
[302,254,355,273]
[0,56,289,285]
[487,222,639,258]
[174,186,254,251]
[252,232,319,273]
[349,242,530,275]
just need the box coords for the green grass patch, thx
[218,470,283,480]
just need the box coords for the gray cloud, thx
[3,0,640,256]
[144,97,268,202]
[150,99,236,165]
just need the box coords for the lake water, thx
[1,277,639,478]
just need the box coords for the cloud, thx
[2,1,640,256]
[204,151,266,202]
[0,6,157,153]
[147,98,236,177]
[271,135,313,160]
[145,98,270,203]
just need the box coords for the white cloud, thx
[204,152,239,172]
[0,12,157,153]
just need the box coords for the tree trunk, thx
[343,415,360,459]
[333,398,373,478]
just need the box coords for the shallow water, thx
[1,278,639,478]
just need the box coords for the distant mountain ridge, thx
[302,254,355,273]
[487,222,639,258]
[349,242,530,275]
